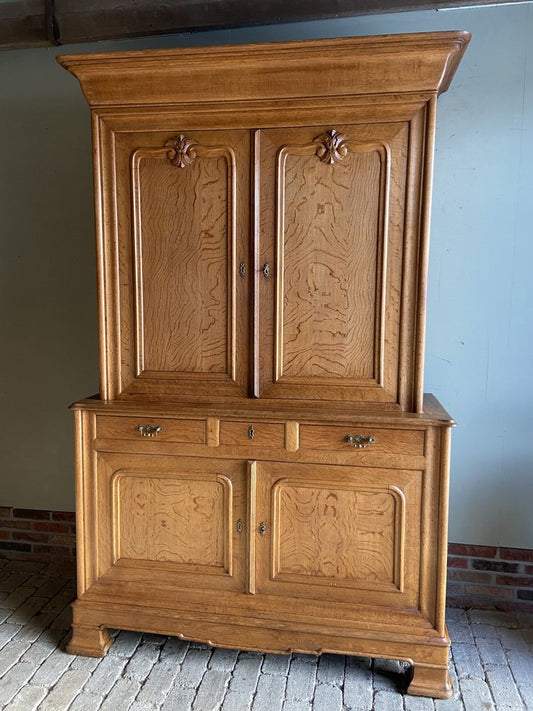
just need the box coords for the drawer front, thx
[96,416,206,444]
[299,425,425,456]
[219,421,285,448]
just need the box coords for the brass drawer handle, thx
[136,424,162,438]
[345,434,374,449]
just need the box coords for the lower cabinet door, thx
[89,453,247,594]
[254,461,423,609]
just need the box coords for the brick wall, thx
[1,507,532,612]
[0,507,76,564]
[447,543,533,613]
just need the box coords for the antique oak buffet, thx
[59,31,470,698]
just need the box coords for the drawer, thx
[219,421,285,448]
[299,424,425,456]
[96,416,206,444]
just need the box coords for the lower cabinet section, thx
[68,402,453,699]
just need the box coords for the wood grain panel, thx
[219,421,285,448]
[94,453,247,594]
[273,481,403,590]
[276,136,388,383]
[256,123,409,407]
[299,425,424,455]
[132,140,236,378]
[255,461,421,606]
[114,472,232,573]
[97,416,206,444]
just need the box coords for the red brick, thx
[0,520,31,530]
[447,595,494,610]
[13,508,50,521]
[448,543,497,558]
[447,556,468,569]
[0,507,11,518]
[473,560,519,574]
[33,522,70,533]
[500,547,533,562]
[446,582,466,595]
[525,565,533,576]
[465,584,514,599]
[49,534,76,546]
[517,589,533,601]
[13,532,49,543]
[496,575,533,587]
[448,569,492,584]
[0,530,10,540]
[0,541,32,553]
[494,600,533,613]
[51,512,76,522]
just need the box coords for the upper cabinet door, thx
[256,122,414,407]
[105,126,250,400]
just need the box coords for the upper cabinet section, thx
[59,32,469,410]
[256,122,408,405]
[112,127,250,400]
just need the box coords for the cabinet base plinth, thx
[66,597,452,698]
[66,620,113,658]
[407,664,452,699]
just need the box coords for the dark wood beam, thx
[0,0,524,49]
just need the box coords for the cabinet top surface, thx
[71,394,454,427]
[57,30,470,107]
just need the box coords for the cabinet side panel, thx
[94,114,122,399]
[418,424,452,633]
[73,410,97,596]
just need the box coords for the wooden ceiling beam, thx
[0,0,524,50]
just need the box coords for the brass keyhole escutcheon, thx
[239,262,246,277]
[236,519,244,533]
[262,263,271,278]
[248,426,255,440]
[258,522,267,535]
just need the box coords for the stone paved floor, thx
[0,559,532,710]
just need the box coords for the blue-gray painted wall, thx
[0,4,531,547]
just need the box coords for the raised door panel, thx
[90,453,246,593]
[254,461,422,608]
[255,122,410,406]
[110,127,250,399]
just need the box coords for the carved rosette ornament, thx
[165,134,198,168]
[314,129,349,164]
